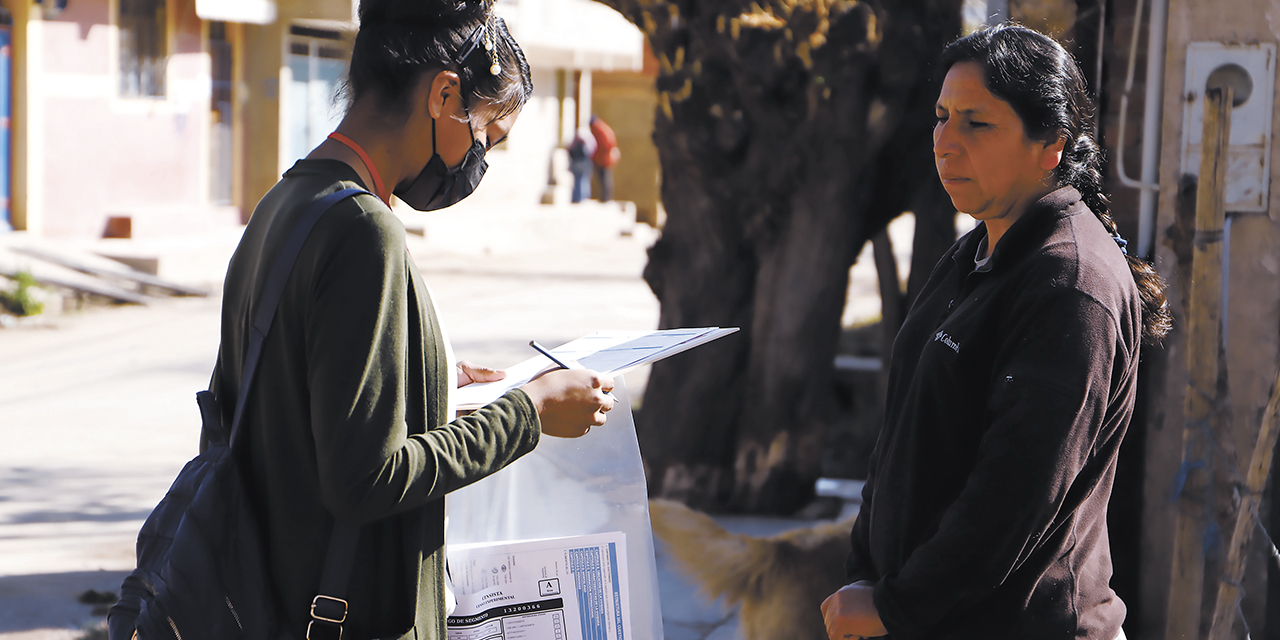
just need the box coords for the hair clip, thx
[454,21,501,76]
[1112,233,1128,255]
[454,23,486,65]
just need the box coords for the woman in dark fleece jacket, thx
[821,24,1171,640]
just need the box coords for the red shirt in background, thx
[589,116,621,168]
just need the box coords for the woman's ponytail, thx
[1061,121,1172,344]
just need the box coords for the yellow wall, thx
[592,69,660,226]
[238,20,283,217]
[7,0,33,233]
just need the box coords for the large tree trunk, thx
[599,0,962,513]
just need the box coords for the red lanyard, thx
[327,132,388,204]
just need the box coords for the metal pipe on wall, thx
[1115,0,1169,260]
[1138,0,1168,259]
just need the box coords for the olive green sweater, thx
[211,160,541,639]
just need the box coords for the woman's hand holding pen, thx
[521,369,616,437]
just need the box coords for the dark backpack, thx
[108,188,367,640]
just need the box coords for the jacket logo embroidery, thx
[934,330,961,353]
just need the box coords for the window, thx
[119,0,167,97]
[285,26,348,165]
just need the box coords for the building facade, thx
[1,0,654,238]
[5,0,235,237]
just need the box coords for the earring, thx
[484,27,500,75]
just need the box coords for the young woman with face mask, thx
[821,24,1170,640]
[210,1,616,638]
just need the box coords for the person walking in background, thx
[589,114,620,202]
[567,127,595,203]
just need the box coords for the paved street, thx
[0,199,887,639]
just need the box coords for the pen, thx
[529,340,619,404]
[529,340,576,370]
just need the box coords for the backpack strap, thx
[228,187,367,446]
[224,186,368,640]
[308,523,361,640]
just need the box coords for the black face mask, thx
[394,114,489,211]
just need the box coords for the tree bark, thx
[905,180,957,307]
[599,0,962,512]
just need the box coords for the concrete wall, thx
[1143,0,1280,636]
[10,0,238,237]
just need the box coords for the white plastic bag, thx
[446,380,664,640]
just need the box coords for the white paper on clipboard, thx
[453,327,739,410]
[446,532,630,640]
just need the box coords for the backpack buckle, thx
[310,595,348,624]
[306,619,342,640]
[308,595,348,640]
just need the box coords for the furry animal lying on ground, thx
[648,498,856,640]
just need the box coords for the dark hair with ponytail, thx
[349,0,532,126]
[938,23,1172,342]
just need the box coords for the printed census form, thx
[453,327,739,410]
[446,532,630,640]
